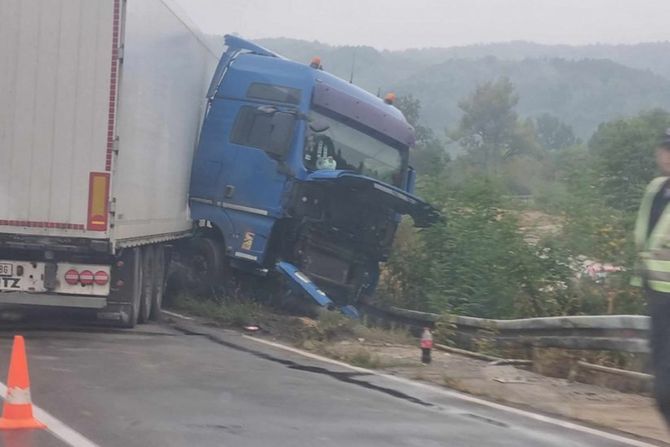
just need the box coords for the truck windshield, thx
[304,111,406,186]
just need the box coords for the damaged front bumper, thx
[275,261,359,318]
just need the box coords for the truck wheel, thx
[150,246,166,321]
[120,247,142,328]
[189,236,223,289]
[139,245,155,323]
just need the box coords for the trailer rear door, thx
[0,0,119,239]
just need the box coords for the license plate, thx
[0,277,20,290]
[0,261,44,292]
[0,263,12,277]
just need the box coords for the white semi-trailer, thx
[0,0,218,326]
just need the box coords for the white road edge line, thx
[243,335,661,447]
[162,310,194,320]
[0,382,100,447]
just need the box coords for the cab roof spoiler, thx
[207,35,282,100]
[223,35,280,58]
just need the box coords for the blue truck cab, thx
[189,36,439,312]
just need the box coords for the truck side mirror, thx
[267,112,296,159]
[406,166,416,194]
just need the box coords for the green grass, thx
[312,311,356,341]
[346,349,382,368]
[168,292,418,372]
[168,293,260,327]
[351,325,414,345]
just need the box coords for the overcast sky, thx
[173,0,669,50]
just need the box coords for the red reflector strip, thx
[0,221,85,230]
[87,172,110,231]
[94,271,109,286]
[64,269,80,285]
[106,0,121,172]
[79,270,94,285]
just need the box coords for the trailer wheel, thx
[150,245,166,321]
[120,247,142,328]
[139,245,155,323]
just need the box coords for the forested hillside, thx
[252,38,670,138]
[394,57,670,137]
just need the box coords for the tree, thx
[589,108,670,213]
[378,174,575,318]
[395,94,421,128]
[453,78,538,173]
[534,113,579,151]
[395,94,449,177]
[395,93,433,145]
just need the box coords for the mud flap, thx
[275,261,334,309]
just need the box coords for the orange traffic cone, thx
[0,336,46,430]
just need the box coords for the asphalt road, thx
[0,317,661,447]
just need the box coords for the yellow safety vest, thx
[632,176,670,292]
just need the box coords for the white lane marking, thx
[243,335,660,447]
[162,310,194,320]
[0,382,100,447]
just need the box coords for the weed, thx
[443,375,464,389]
[352,324,414,345]
[472,328,501,357]
[346,348,382,369]
[168,292,260,327]
[311,311,356,341]
[435,313,458,346]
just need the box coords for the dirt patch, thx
[517,209,564,244]
[324,339,669,444]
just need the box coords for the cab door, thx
[224,103,298,217]
[189,97,240,205]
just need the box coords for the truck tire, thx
[189,236,223,290]
[120,247,142,328]
[139,245,155,323]
[150,245,166,321]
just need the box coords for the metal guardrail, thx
[363,305,650,354]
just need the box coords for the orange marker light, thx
[384,92,397,105]
[87,172,110,231]
[310,56,322,69]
